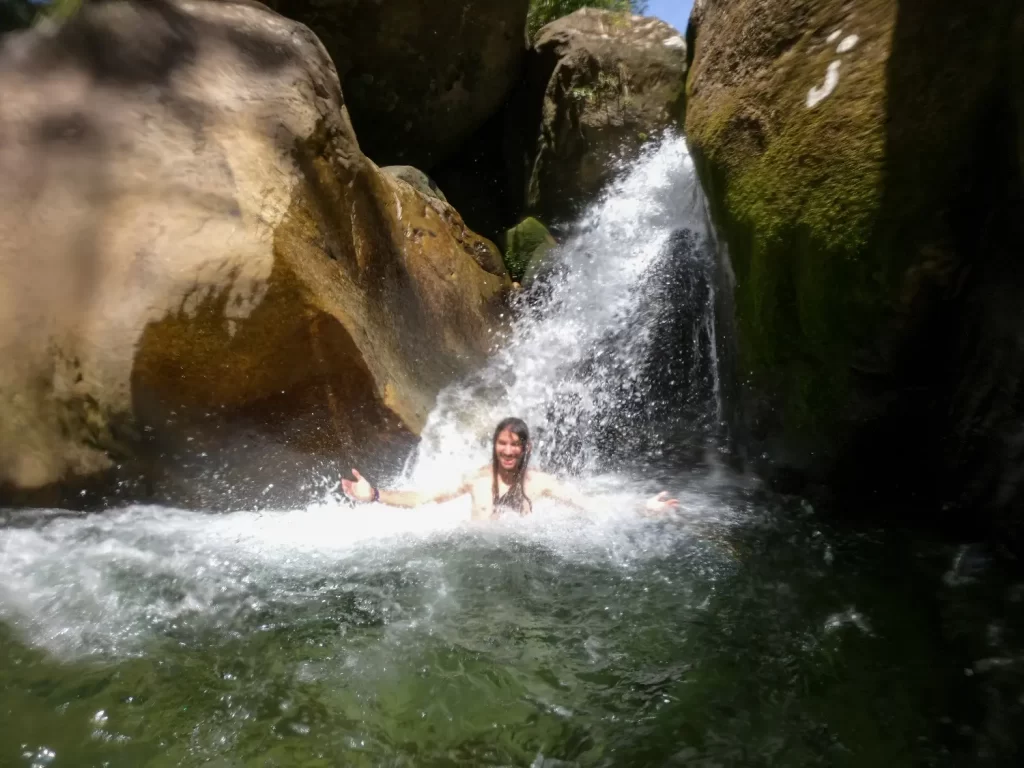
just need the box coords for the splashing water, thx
[408,134,723,488]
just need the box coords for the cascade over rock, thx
[0,0,509,509]
[524,8,686,226]
[264,0,529,170]
[684,0,1024,547]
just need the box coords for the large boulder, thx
[684,0,1024,545]
[523,8,686,226]
[0,0,509,510]
[265,0,529,170]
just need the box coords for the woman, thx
[341,416,679,520]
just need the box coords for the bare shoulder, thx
[464,466,490,487]
[524,469,556,492]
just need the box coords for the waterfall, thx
[0,133,730,660]
[407,133,723,487]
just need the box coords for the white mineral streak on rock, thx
[664,35,685,50]
[837,34,859,53]
[806,60,841,108]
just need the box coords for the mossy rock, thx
[524,8,687,225]
[502,217,557,283]
[686,0,1024,527]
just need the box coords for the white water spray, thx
[408,133,721,487]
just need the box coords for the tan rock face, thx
[525,8,686,225]
[265,0,529,170]
[0,0,509,508]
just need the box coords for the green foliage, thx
[1,0,83,34]
[527,0,649,40]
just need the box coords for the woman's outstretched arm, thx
[341,468,470,508]
[533,472,679,516]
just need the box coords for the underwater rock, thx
[0,0,509,509]
[523,8,686,225]
[684,0,1024,548]
[265,0,530,170]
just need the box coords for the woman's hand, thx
[341,468,375,503]
[644,491,680,516]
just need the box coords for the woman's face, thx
[494,428,525,471]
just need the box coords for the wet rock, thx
[523,8,686,225]
[684,0,1024,549]
[265,0,529,170]
[0,0,509,510]
[382,165,447,203]
[503,217,557,284]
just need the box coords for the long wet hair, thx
[491,417,532,515]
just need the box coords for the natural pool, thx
[1,477,1019,767]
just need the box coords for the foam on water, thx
[0,133,731,659]
[0,484,734,658]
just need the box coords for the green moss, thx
[688,0,1018,460]
[502,217,557,282]
[687,37,894,445]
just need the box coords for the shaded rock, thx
[429,99,533,248]
[0,0,509,510]
[265,0,529,169]
[503,217,557,284]
[684,0,1024,548]
[524,8,686,225]
[0,0,36,33]
[382,165,446,202]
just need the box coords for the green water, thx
[0,489,1020,767]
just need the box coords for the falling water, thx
[408,133,723,487]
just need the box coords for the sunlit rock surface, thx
[382,165,447,203]
[523,8,686,225]
[265,0,529,170]
[684,0,1024,548]
[0,0,509,509]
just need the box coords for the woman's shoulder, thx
[523,469,555,488]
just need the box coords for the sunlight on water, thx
[0,479,737,660]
